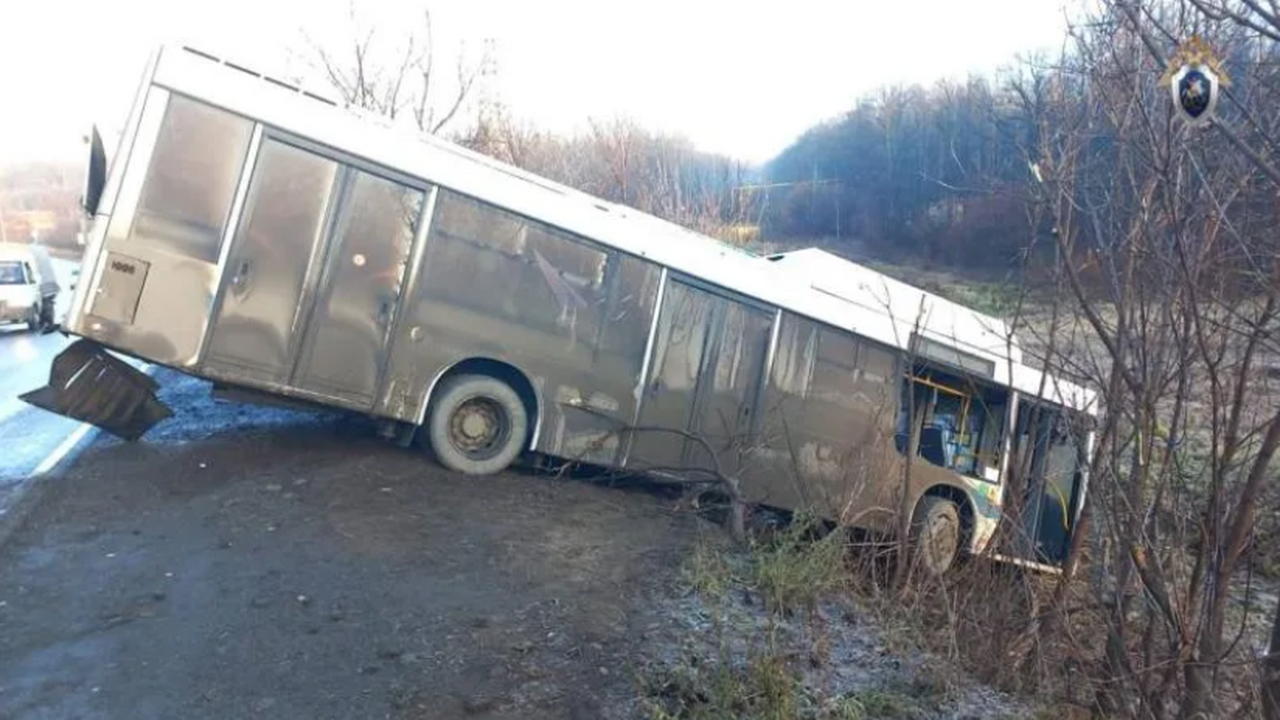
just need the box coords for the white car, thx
[0,243,60,332]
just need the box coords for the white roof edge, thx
[765,249,1025,367]
[1011,364,1100,416]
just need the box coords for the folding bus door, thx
[629,279,773,477]
[202,137,339,386]
[203,137,424,410]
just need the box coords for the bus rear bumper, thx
[20,338,171,441]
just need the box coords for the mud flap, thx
[19,339,172,441]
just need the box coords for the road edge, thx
[0,422,104,548]
[0,360,152,548]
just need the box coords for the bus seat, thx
[919,425,954,468]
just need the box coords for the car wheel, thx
[39,299,55,332]
[26,303,41,333]
[910,495,962,577]
[426,374,528,476]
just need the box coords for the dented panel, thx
[379,188,662,461]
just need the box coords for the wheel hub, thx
[460,412,488,438]
[448,397,509,460]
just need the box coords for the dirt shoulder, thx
[0,373,705,720]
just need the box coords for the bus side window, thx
[130,95,254,264]
[769,314,817,399]
[893,371,1005,480]
[811,328,858,406]
[857,342,895,385]
[596,254,662,370]
[420,190,610,349]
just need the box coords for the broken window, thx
[895,368,1007,482]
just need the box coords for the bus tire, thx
[426,373,528,476]
[910,495,961,577]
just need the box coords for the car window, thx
[0,261,24,285]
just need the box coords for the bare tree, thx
[1007,3,1280,716]
[1096,2,1280,716]
[297,1,490,135]
[461,109,753,245]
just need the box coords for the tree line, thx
[457,110,755,242]
[764,75,1041,268]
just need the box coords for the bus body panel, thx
[626,277,775,477]
[128,44,1095,410]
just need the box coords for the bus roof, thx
[142,43,1097,415]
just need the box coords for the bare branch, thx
[307,3,482,137]
[429,54,480,134]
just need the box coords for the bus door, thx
[627,279,773,477]
[1008,402,1087,565]
[201,135,425,410]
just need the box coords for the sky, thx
[0,0,1079,167]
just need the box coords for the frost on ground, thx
[607,528,1036,720]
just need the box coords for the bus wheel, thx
[910,495,961,577]
[426,374,528,476]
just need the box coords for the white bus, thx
[27,45,1097,575]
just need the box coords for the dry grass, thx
[747,513,850,613]
[640,640,862,720]
[638,514,1040,720]
[681,512,849,614]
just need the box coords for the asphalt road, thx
[0,257,89,482]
